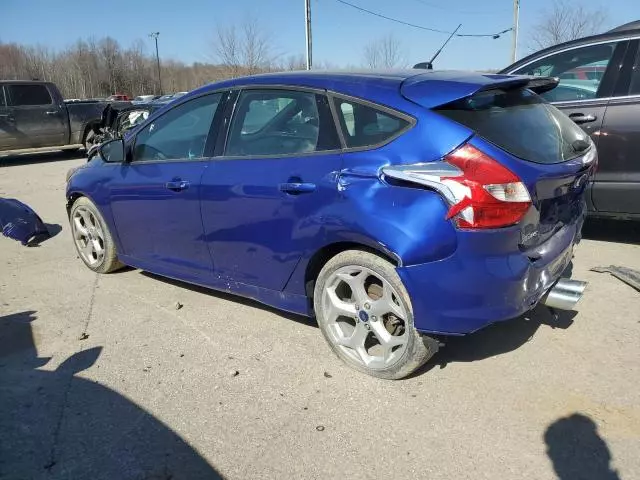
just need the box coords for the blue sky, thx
[2,0,638,70]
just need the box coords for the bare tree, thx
[212,18,277,76]
[363,34,405,69]
[529,0,609,50]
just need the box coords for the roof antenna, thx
[414,23,462,70]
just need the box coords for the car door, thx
[0,85,19,150]
[200,88,343,291]
[6,83,66,148]
[108,92,225,279]
[590,39,640,214]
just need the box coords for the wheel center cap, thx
[358,310,369,322]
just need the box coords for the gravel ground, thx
[1,152,639,480]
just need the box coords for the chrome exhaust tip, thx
[541,279,588,310]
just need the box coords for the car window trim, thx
[328,91,416,153]
[507,35,640,74]
[0,86,6,107]
[130,90,226,164]
[507,36,640,103]
[218,85,341,160]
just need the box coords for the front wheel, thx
[313,250,438,380]
[69,197,123,273]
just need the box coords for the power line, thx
[334,0,512,38]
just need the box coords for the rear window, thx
[435,88,589,164]
[8,84,53,106]
[333,98,410,149]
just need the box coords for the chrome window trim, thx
[506,35,640,75]
[507,35,640,105]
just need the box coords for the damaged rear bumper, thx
[397,222,584,335]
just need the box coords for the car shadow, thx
[0,149,85,167]
[411,305,577,377]
[582,218,640,245]
[0,310,223,479]
[545,413,621,480]
[139,271,318,329]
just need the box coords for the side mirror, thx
[99,138,126,163]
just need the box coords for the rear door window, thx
[225,89,340,157]
[333,98,410,148]
[7,84,53,106]
[511,42,618,102]
[435,88,590,164]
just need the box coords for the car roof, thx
[501,21,640,73]
[188,69,534,108]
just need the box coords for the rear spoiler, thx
[478,76,560,95]
[400,72,560,110]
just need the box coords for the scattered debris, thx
[323,371,332,378]
[0,198,52,246]
[143,366,151,372]
[230,370,239,377]
[303,407,308,410]
[316,425,325,432]
[174,302,183,310]
[179,353,185,358]
[78,333,89,341]
[591,265,640,292]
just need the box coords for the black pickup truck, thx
[0,80,125,155]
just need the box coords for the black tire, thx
[82,129,97,152]
[313,250,438,380]
[69,196,123,274]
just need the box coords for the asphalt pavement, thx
[1,151,639,480]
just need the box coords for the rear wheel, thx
[313,250,438,379]
[82,129,97,152]
[69,197,123,273]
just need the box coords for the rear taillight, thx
[381,143,532,229]
[442,144,531,229]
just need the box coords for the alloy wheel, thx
[321,265,409,370]
[72,206,105,266]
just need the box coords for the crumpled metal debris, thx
[0,198,50,246]
[591,265,640,292]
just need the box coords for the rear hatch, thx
[402,73,596,248]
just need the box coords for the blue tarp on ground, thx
[0,198,50,246]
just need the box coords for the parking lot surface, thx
[1,152,639,479]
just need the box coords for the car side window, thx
[133,93,221,162]
[7,84,53,106]
[511,42,618,102]
[333,98,410,148]
[0,87,6,107]
[225,89,340,157]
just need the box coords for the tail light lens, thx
[442,144,531,229]
[381,143,532,229]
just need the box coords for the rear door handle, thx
[165,180,190,191]
[278,182,316,194]
[0,113,14,120]
[568,113,597,124]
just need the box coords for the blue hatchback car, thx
[66,70,594,379]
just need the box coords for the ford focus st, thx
[66,70,594,379]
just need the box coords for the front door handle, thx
[45,110,60,116]
[165,180,190,191]
[568,112,597,124]
[279,182,316,194]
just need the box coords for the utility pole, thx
[149,32,163,95]
[304,0,312,70]
[511,0,520,63]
